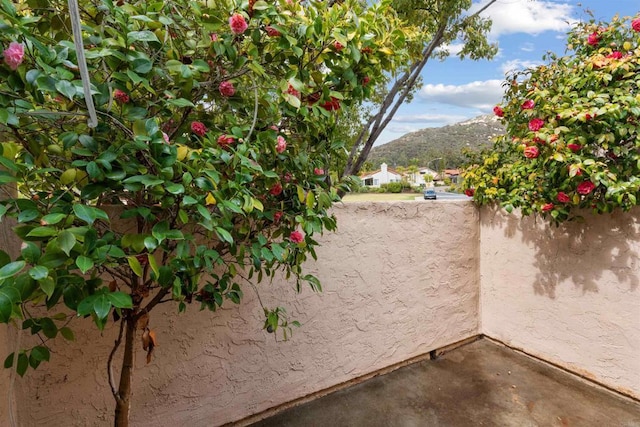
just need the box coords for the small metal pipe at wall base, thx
[483,335,640,404]
[228,335,484,427]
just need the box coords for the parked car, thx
[424,188,437,200]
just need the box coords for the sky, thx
[376,0,640,146]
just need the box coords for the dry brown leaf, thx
[138,312,149,330]
[108,280,118,292]
[141,328,150,351]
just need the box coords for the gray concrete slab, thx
[249,339,640,427]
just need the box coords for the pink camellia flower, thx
[567,143,581,152]
[542,203,554,212]
[3,42,24,70]
[265,26,281,37]
[633,18,640,32]
[333,41,344,51]
[162,132,170,144]
[524,146,539,158]
[284,172,292,182]
[549,134,559,143]
[217,134,235,147]
[587,32,599,46]
[607,51,623,59]
[493,106,504,117]
[273,211,283,223]
[276,136,287,153]
[210,33,219,42]
[314,167,325,175]
[113,89,130,103]
[521,100,535,110]
[464,188,475,197]
[191,121,207,136]
[286,84,300,99]
[557,192,570,203]
[269,182,283,196]
[577,180,596,195]
[229,13,248,34]
[289,230,304,244]
[219,81,235,97]
[528,118,544,131]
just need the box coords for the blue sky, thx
[376,0,640,145]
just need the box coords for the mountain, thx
[366,115,504,169]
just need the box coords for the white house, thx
[414,167,438,186]
[360,163,402,188]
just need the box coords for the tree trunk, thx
[114,316,137,427]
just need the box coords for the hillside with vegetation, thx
[366,115,504,169]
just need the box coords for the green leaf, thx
[147,253,159,279]
[215,227,233,244]
[127,256,143,277]
[17,210,39,223]
[55,80,76,100]
[40,318,57,338]
[93,294,111,320]
[127,31,159,43]
[76,256,94,274]
[41,213,67,225]
[167,98,195,108]
[0,286,20,323]
[39,277,55,298]
[16,352,28,377]
[58,230,76,256]
[59,326,75,341]
[73,204,109,225]
[26,227,58,238]
[0,261,25,280]
[31,346,50,362]
[28,266,48,280]
[106,291,132,309]
[3,352,14,369]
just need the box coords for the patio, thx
[247,338,640,427]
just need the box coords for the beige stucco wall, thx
[5,201,480,426]
[480,206,640,399]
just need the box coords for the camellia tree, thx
[463,14,640,223]
[0,0,413,424]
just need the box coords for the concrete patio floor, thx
[248,338,640,427]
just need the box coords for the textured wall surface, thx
[480,206,640,399]
[7,201,480,426]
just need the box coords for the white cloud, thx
[499,59,542,76]
[520,42,535,52]
[471,0,576,38]
[417,79,505,111]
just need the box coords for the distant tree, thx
[341,0,498,181]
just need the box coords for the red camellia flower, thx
[276,136,287,153]
[289,230,304,244]
[528,118,544,131]
[493,106,504,117]
[191,121,207,136]
[577,180,596,195]
[286,84,300,99]
[269,182,283,196]
[567,143,581,152]
[219,81,235,97]
[209,33,218,42]
[361,47,372,54]
[464,188,475,197]
[542,203,554,212]
[113,89,130,103]
[217,134,235,147]
[284,172,292,182]
[314,167,325,175]
[524,146,540,158]
[521,100,535,110]
[273,211,283,223]
[607,51,623,59]
[3,42,24,70]
[587,32,599,46]
[265,26,281,37]
[320,97,340,111]
[333,41,344,51]
[633,18,640,32]
[363,76,371,86]
[229,13,248,34]
[557,192,570,203]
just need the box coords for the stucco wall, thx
[6,201,480,426]
[480,206,640,399]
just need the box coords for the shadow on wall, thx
[482,205,639,298]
